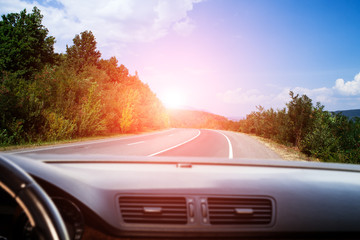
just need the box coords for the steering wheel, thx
[0,155,69,240]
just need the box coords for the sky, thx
[1,0,360,118]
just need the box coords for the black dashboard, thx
[1,154,360,239]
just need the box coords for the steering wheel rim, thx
[0,155,70,240]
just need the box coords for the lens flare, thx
[161,90,186,109]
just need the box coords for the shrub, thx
[43,112,76,141]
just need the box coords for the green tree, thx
[98,57,129,83]
[76,82,105,136]
[119,89,140,133]
[237,90,360,164]
[66,30,101,73]
[287,91,313,147]
[0,21,171,144]
[0,7,55,79]
[301,104,339,160]
[274,108,292,144]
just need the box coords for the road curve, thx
[7,128,280,159]
[218,130,280,159]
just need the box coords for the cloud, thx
[0,0,202,54]
[296,73,360,102]
[0,0,33,15]
[217,87,294,112]
[173,17,195,36]
[217,88,266,104]
[291,86,333,104]
[217,72,360,113]
[217,86,335,111]
[333,73,360,96]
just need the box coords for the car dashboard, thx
[1,154,360,239]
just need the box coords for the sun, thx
[161,90,186,109]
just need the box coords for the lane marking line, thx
[127,141,144,146]
[216,130,233,159]
[148,129,201,157]
[7,129,176,155]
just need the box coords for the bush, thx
[43,112,76,141]
[76,82,105,136]
[300,106,338,161]
[237,92,360,164]
[0,129,14,146]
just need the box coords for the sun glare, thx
[161,90,186,109]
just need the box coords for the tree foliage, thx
[168,109,228,129]
[286,91,314,147]
[66,30,101,73]
[238,92,360,163]
[0,8,169,146]
[0,7,55,79]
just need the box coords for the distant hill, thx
[334,109,360,119]
[167,109,230,129]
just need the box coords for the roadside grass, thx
[0,129,167,152]
[250,135,319,162]
[0,133,133,151]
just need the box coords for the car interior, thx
[1,153,360,239]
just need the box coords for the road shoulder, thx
[250,135,318,161]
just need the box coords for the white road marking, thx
[148,129,201,157]
[127,141,144,146]
[7,129,175,154]
[215,130,233,159]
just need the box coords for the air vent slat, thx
[210,218,271,222]
[122,215,187,219]
[209,206,271,209]
[210,220,270,224]
[209,209,271,213]
[208,200,267,203]
[120,198,184,203]
[208,197,273,225]
[122,209,186,213]
[119,196,187,224]
[124,219,187,224]
[209,214,271,218]
[121,203,185,208]
[122,213,187,217]
[121,200,184,203]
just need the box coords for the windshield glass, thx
[0,0,359,164]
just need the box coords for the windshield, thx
[0,0,359,164]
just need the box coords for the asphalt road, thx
[7,128,280,159]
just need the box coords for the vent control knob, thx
[189,203,194,217]
[201,203,207,217]
[235,208,254,215]
[143,207,162,213]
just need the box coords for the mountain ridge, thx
[334,109,360,119]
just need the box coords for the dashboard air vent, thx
[119,196,187,224]
[208,197,272,225]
